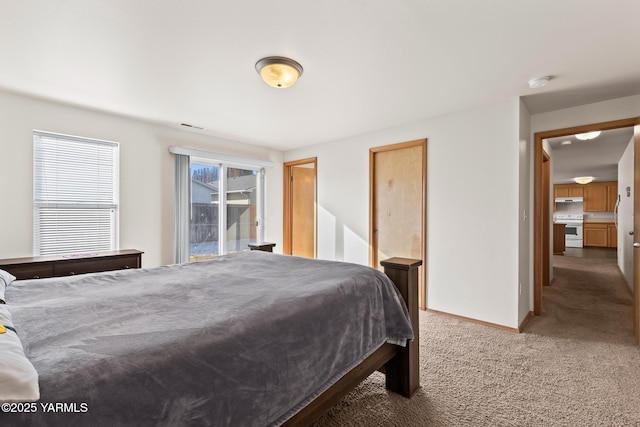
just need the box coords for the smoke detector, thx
[528,76,552,89]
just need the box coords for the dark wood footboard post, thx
[380,257,422,397]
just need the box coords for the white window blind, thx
[33,131,119,255]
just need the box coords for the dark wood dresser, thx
[0,249,143,280]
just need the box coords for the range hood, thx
[555,196,584,203]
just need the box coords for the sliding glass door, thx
[187,161,263,262]
[189,162,220,261]
[226,167,259,253]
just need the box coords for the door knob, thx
[630,231,635,235]
[634,242,640,248]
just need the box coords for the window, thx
[171,146,270,263]
[33,131,119,256]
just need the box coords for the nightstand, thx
[247,242,276,252]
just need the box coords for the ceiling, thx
[546,127,634,184]
[1,1,640,151]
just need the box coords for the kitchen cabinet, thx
[583,223,608,247]
[607,183,619,211]
[553,181,617,212]
[554,185,584,199]
[583,222,617,248]
[553,223,566,254]
[554,187,569,198]
[584,186,608,211]
[569,187,584,197]
[608,223,617,248]
[584,181,618,212]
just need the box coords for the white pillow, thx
[0,306,39,402]
[0,269,16,303]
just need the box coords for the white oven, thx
[555,214,583,248]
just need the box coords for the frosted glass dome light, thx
[255,56,303,89]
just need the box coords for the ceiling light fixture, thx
[527,76,551,89]
[255,56,303,88]
[574,176,594,185]
[575,131,601,140]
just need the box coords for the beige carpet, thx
[313,255,640,426]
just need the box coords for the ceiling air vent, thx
[180,123,204,130]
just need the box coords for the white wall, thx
[531,94,640,133]
[618,138,634,290]
[285,98,522,328]
[0,90,283,267]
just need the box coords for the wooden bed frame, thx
[283,257,422,425]
[0,249,420,426]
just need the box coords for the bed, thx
[0,250,420,426]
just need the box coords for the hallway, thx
[540,252,635,344]
[563,246,617,260]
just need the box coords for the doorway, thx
[534,117,640,343]
[370,139,427,309]
[283,158,317,258]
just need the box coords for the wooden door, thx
[370,139,426,309]
[292,166,315,257]
[284,158,316,258]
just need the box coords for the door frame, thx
[542,150,551,288]
[634,125,640,344]
[283,157,317,256]
[534,117,640,320]
[369,139,427,310]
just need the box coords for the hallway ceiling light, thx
[574,176,594,185]
[575,131,601,140]
[255,56,303,88]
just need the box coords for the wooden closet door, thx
[370,139,426,309]
[291,165,316,258]
[283,158,317,258]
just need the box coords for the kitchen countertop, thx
[583,218,615,223]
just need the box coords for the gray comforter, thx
[2,251,413,426]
